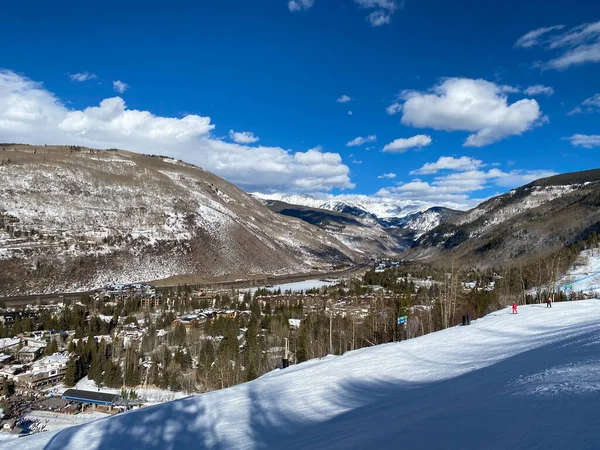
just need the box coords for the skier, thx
[512,302,518,314]
[546,297,552,308]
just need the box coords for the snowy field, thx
[241,279,337,294]
[8,300,600,449]
[559,248,600,294]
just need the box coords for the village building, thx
[17,346,44,363]
[0,338,21,355]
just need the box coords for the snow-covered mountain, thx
[12,300,600,449]
[252,193,461,237]
[251,192,434,221]
[412,169,600,265]
[0,144,357,296]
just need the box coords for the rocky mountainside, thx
[251,192,432,222]
[0,145,356,296]
[260,200,416,255]
[409,169,600,266]
[253,193,461,241]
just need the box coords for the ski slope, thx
[9,300,600,449]
[559,249,600,294]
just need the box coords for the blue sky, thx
[1,0,599,209]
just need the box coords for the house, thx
[0,354,13,368]
[13,353,70,389]
[25,338,48,349]
[18,346,43,363]
[0,338,21,355]
[0,365,24,380]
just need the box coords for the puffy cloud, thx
[567,93,600,115]
[288,0,315,12]
[69,72,97,82]
[0,69,352,193]
[354,0,402,27]
[337,94,352,103]
[565,134,600,148]
[378,172,396,179]
[523,85,554,96]
[229,130,259,144]
[346,135,376,147]
[348,111,353,116]
[367,11,392,27]
[352,160,363,164]
[514,25,565,48]
[112,80,129,94]
[517,21,600,70]
[381,168,557,205]
[411,156,485,175]
[386,102,402,115]
[382,134,432,153]
[399,78,544,147]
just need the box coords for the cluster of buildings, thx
[0,333,70,393]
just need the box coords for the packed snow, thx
[558,248,600,295]
[240,279,338,294]
[9,300,600,449]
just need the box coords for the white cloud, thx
[367,11,392,27]
[382,134,432,153]
[229,130,259,144]
[411,156,485,175]
[0,69,353,193]
[400,78,544,147]
[354,0,402,27]
[69,72,97,82]
[517,21,600,70]
[565,134,600,148]
[378,172,396,179]
[337,94,352,103]
[514,25,565,48]
[523,85,554,96]
[380,168,557,205]
[112,80,129,94]
[348,111,353,116]
[386,102,402,115]
[346,135,376,147]
[567,93,600,115]
[352,160,363,164]
[288,0,315,12]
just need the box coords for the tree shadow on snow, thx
[38,327,600,450]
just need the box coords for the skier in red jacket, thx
[512,302,518,314]
[546,297,552,308]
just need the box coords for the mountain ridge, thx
[0,144,358,296]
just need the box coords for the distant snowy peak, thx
[251,192,435,222]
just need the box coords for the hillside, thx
[0,145,356,296]
[255,196,461,253]
[251,192,433,221]
[10,300,600,449]
[409,169,600,266]
[260,200,416,254]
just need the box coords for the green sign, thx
[397,316,407,325]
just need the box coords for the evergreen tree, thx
[64,358,77,387]
[44,339,59,356]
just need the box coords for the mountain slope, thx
[261,200,416,254]
[251,192,433,221]
[12,300,600,449]
[0,144,356,295]
[409,169,600,265]
[254,195,462,250]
